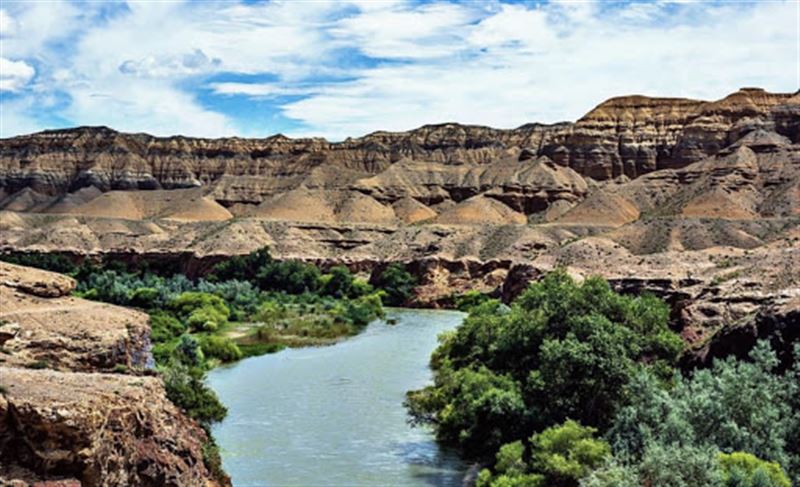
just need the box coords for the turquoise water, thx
[207,309,468,487]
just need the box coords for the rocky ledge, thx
[0,262,224,486]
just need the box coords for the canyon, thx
[0,87,799,484]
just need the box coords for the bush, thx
[162,362,226,426]
[169,292,230,332]
[718,452,791,487]
[149,311,186,344]
[529,421,610,486]
[130,287,159,309]
[454,290,494,312]
[608,342,797,471]
[374,263,416,306]
[322,265,355,298]
[0,252,77,274]
[200,336,243,363]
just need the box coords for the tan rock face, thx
[0,263,223,486]
[0,262,151,372]
[0,368,216,487]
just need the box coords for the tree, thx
[374,263,417,306]
[406,271,683,458]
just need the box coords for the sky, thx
[0,0,798,140]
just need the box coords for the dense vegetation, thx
[406,271,799,486]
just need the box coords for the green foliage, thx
[200,336,243,363]
[495,441,527,476]
[130,287,159,309]
[530,421,610,486]
[636,444,723,487]
[478,420,610,487]
[406,366,526,455]
[406,271,683,458]
[374,263,417,306]
[174,334,205,367]
[578,462,639,487]
[0,252,78,274]
[149,311,186,343]
[169,292,230,332]
[718,452,791,487]
[162,362,227,426]
[322,265,356,298]
[608,342,797,472]
[207,247,273,283]
[454,290,495,312]
[256,259,322,294]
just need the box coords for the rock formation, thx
[0,262,224,486]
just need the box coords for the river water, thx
[207,309,468,487]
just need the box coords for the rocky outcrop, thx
[0,368,217,486]
[0,263,224,486]
[0,262,151,372]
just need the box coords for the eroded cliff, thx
[0,262,224,486]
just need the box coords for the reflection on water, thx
[207,309,467,487]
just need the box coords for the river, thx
[207,309,468,487]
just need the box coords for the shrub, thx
[718,452,791,487]
[200,336,243,363]
[130,287,159,309]
[636,444,723,487]
[454,290,494,312]
[322,265,355,298]
[149,311,186,344]
[374,263,416,306]
[162,362,226,425]
[608,342,797,470]
[0,252,78,274]
[530,421,610,486]
[169,292,230,332]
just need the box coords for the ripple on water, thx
[207,309,467,487]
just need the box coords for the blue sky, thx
[0,0,797,140]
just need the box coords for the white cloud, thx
[210,82,315,97]
[283,0,799,139]
[118,49,221,78]
[0,58,35,91]
[0,9,17,36]
[330,2,482,59]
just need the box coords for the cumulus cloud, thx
[0,0,797,139]
[0,58,35,91]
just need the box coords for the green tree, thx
[406,271,683,458]
[374,263,416,306]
